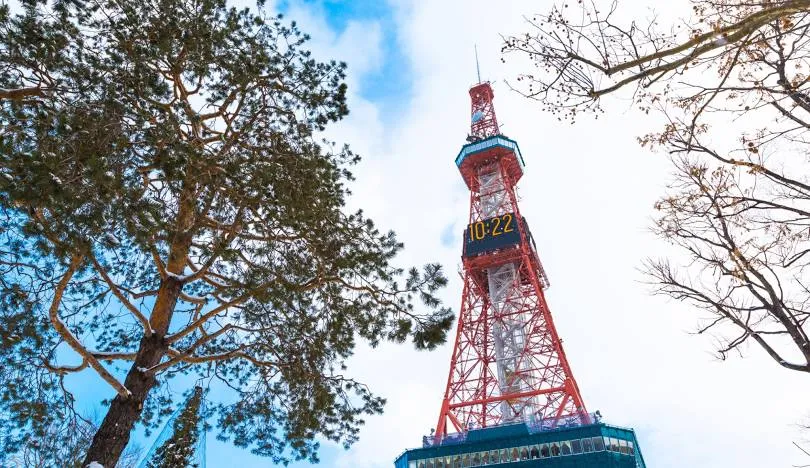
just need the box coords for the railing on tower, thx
[424,411,600,448]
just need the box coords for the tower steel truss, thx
[434,81,588,441]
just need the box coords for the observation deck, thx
[456,135,525,191]
[394,414,646,468]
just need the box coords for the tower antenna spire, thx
[474,45,482,83]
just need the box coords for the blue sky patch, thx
[441,222,458,249]
[278,0,412,119]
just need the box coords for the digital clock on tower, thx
[463,212,522,257]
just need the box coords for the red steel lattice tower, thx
[434,81,588,440]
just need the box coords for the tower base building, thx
[395,415,646,468]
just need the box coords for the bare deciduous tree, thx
[2,417,141,468]
[504,0,810,373]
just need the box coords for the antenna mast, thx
[474,45,482,83]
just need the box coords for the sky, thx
[43,0,810,466]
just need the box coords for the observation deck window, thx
[582,437,593,452]
[609,437,621,452]
[561,441,572,455]
[407,432,640,468]
[571,439,583,454]
[592,436,605,451]
[550,442,560,456]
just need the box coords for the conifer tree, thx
[0,0,454,466]
[145,387,204,468]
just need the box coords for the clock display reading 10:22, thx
[463,213,522,257]
[467,213,515,241]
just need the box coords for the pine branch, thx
[48,254,131,397]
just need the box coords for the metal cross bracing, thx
[433,82,587,441]
[469,83,499,140]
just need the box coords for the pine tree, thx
[0,0,454,466]
[146,387,204,468]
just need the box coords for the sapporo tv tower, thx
[394,77,647,467]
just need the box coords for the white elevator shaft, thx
[477,168,536,423]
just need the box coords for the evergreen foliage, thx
[0,0,454,465]
[146,387,204,468]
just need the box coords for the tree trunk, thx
[83,182,196,467]
[82,278,184,467]
[82,334,167,467]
